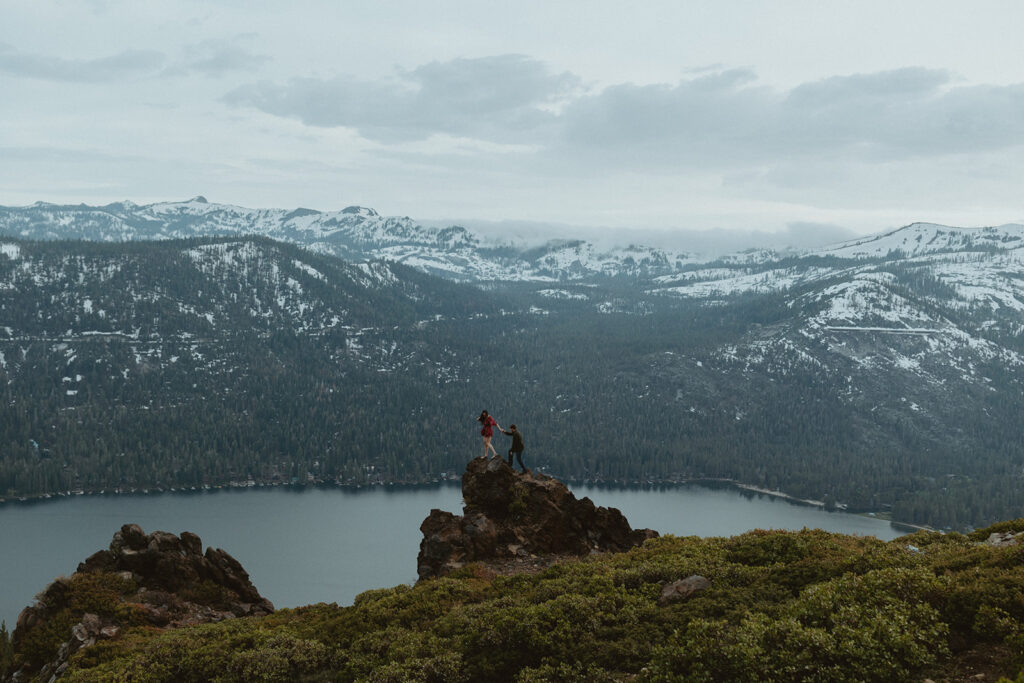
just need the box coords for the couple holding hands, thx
[477,410,527,473]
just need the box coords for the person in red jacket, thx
[477,410,502,459]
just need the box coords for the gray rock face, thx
[658,575,711,606]
[417,457,658,580]
[7,524,273,682]
[985,531,1022,547]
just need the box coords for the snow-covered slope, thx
[653,221,1024,314]
[0,198,699,282]
[6,198,1024,389]
[646,221,1024,408]
[817,222,1024,259]
[4,224,1024,526]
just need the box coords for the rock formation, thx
[7,524,272,682]
[658,575,711,606]
[984,530,1022,547]
[418,456,658,580]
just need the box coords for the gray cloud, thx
[226,57,1024,170]
[161,42,269,78]
[557,68,774,163]
[224,54,580,142]
[779,222,860,249]
[0,40,266,84]
[0,42,164,82]
[560,67,1024,165]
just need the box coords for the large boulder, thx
[7,525,273,682]
[418,457,658,579]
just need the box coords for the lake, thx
[0,482,909,629]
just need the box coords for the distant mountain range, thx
[2,200,1023,528]
[0,198,699,281]
[650,221,1024,398]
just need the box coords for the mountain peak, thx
[341,206,379,217]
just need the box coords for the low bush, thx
[28,523,1022,682]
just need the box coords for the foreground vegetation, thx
[8,521,1023,682]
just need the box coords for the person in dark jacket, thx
[501,424,527,472]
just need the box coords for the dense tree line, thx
[1,237,1023,530]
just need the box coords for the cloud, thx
[779,222,860,249]
[226,57,1024,172]
[161,42,269,78]
[0,42,164,82]
[224,54,580,142]
[559,67,1024,165]
[0,40,267,84]
[557,68,775,163]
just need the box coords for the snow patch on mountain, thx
[817,222,1024,259]
[293,260,325,280]
[537,289,589,300]
[0,199,704,282]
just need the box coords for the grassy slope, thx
[33,521,1024,682]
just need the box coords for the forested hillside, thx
[1,235,1023,529]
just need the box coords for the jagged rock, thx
[658,575,711,606]
[8,524,273,682]
[985,531,1021,547]
[418,456,658,579]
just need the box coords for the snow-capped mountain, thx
[0,198,698,282]
[3,223,1024,527]
[817,222,1024,259]
[642,221,1024,453]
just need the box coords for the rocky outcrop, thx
[984,530,1022,547]
[418,457,658,580]
[658,575,711,606]
[7,524,272,682]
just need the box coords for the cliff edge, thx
[417,456,658,580]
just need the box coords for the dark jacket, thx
[503,428,524,452]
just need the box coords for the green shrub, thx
[180,580,232,609]
[35,526,1024,682]
[646,568,950,682]
[13,572,142,671]
[968,519,1024,542]
[0,621,13,677]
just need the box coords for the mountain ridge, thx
[0,198,701,282]
[3,210,1024,529]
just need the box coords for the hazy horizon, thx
[2,1,1023,243]
[8,192,1024,255]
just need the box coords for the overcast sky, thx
[2,1,1023,248]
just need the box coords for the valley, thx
[1,202,1023,530]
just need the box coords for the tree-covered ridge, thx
[2,236,1024,529]
[12,521,1023,682]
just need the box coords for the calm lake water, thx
[0,483,909,629]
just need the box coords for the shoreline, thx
[0,478,463,507]
[0,475,932,532]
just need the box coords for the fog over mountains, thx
[1,198,1023,528]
